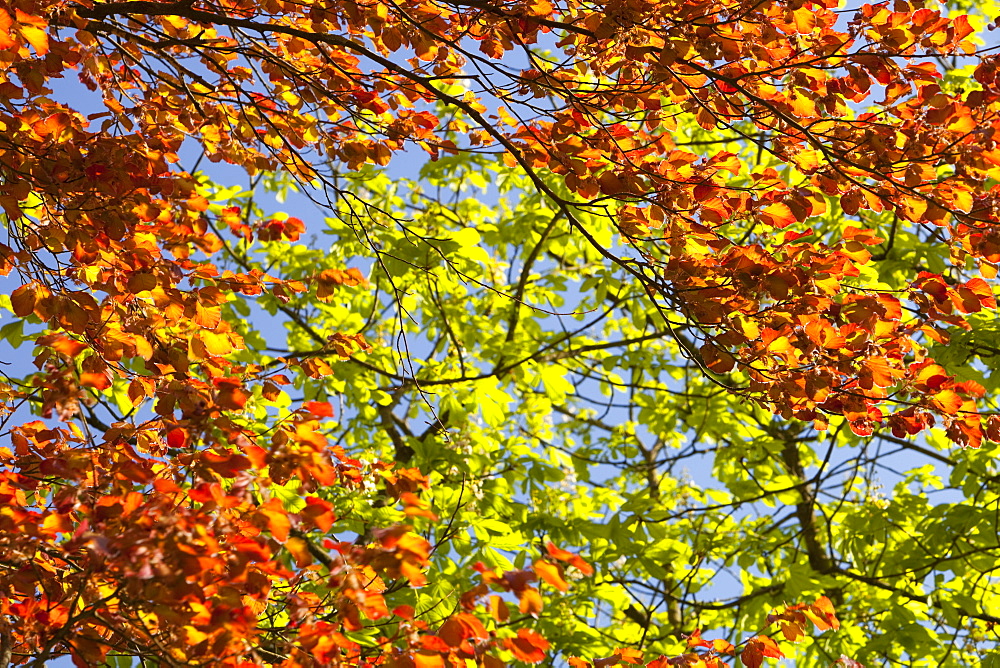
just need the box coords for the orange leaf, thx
[614,648,644,664]
[760,202,796,229]
[187,194,210,212]
[792,7,816,33]
[489,595,510,623]
[713,638,736,654]
[527,0,553,15]
[393,605,415,619]
[255,497,291,542]
[244,444,269,468]
[302,496,336,531]
[401,491,439,521]
[953,14,974,41]
[483,654,505,668]
[17,20,48,56]
[779,621,805,642]
[193,302,222,329]
[303,400,334,417]
[438,613,489,647]
[534,559,569,592]
[37,334,87,357]
[863,358,903,388]
[708,151,741,175]
[285,536,313,567]
[932,389,964,414]
[545,543,593,575]
[79,371,112,390]
[518,586,543,617]
[127,272,157,294]
[807,595,841,631]
[701,343,736,373]
[914,363,950,391]
[0,9,14,50]
[507,629,549,663]
[200,450,252,478]
[963,277,996,309]
[804,320,845,350]
[214,377,248,410]
[413,653,445,668]
[687,629,711,649]
[10,283,37,317]
[761,329,796,356]
[741,636,783,668]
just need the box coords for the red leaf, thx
[393,605,415,619]
[701,343,736,373]
[953,14,974,41]
[964,277,996,309]
[507,629,549,663]
[986,415,1000,442]
[301,496,336,531]
[166,428,187,450]
[200,450,252,478]
[741,636,783,668]
[740,642,763,668]
[303,400,334,417]
[833,657,866,668]
[693,183,716,200]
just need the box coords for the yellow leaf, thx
[528,0,554,15]
[182,626,209,645]
[792,7,817,33]
[132,335,154,360]
[947,113,975,134]
[900,196,927,222]
[199,330,233,356]
[794,149,819,172]
[788,91,818,117]
[15,10,48,56]
[733,315,760,340]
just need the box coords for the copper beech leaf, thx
[0,0,998,662]
[507,629,550,663]
[534,559,569,592]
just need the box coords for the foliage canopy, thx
[2,0,1000,665]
